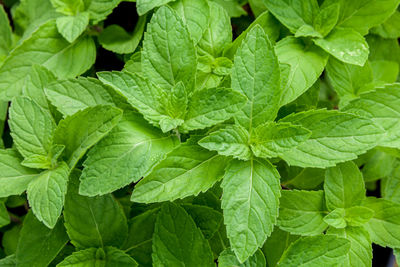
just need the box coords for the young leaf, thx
[64,171,128,249]
[324,161,366,210]
[344,206,375,226]
[276,37,328,105]
[80,111,178,196]
[363,197,400,248]
[313,2,340,37]
[218,248,266,267]
[15,211,69,267]
[342,84,400,148]
[328,226,372,267]
[152,203,214,266]
[56,12,89,43]
[324,209,347,229]
[50,0,85,16]
[131,137,228,203]
[9,97,56,168]
[27,161,70,228]
[58,247,138,267]
[314,28,369,66]
[0,149,38,198]
[54,105,123,168]
[278,190,328,236]
[45,77,116,116]
[142,6,197,93]
[231,25,280,131]
[198,125,251,160]
[279,109,384,168]
[221,158,281,262]
[0,20,95,100]
[277,235,351,266]
[136,0,176,15]
[180,87,247,132]
[250,122,311,159]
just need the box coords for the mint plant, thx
[0,0,400,266]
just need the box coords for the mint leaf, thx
[64,171,128,249]
[56,12,89,43]
[86,0,121,24]
[136,0,176,15]
[80,111,178,196]
[278,235,351,266]
[314,28,369,66]
[152,202,214,267]
[279,109,384,168]
[327,226,372,267]
[0,20,95,100]
[313,2,340,37]
[198,125,251,160]
[262,228,299,267]
[344,206,375,226]
[342,84,400,148]
[363,197,400,248]
[0,149,38,198]
[324,209,347,229]
[250,122,311,159]
[371,10,400,39]
[27,161,70,228]
[0,200,10,228]
[9,97,56,168]
[16,211,68,266]
[324,161,366,210]
[221,158,280,262]
[50,0,85,16]
[231,25,280,132]
[58,247,138,267]
[181,87,246,132]
[131,137,228,203]
[0,5,12,60]
[142,6,196,92]
[371,60,399,83]
[276,37,328,105]
[278,190,328,236]
[218,248,266,267]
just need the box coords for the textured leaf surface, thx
[152,203,214,267]
[280,109,384,168]
[27,162,70,228]
[218,248,266,267]
[80,111,178,196]
[136,0,176,15]
[278,190,328,236]
[56,12,89,43]
[132,137,228,203]
[222,158,281,262]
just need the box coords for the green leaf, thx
[314,27,369,66]
[333,0,400,35]
[142,6,196,93]
[313,2,340,37]
[263,0,319,33]
[50,0,85,16]
[222,158,281,262]
[295,24,323,38]
[98,15,146,54]
[198,125,251,160]
[122,209,159,266]
[15,211,69,267]
[218,248,266,267]
[250,122,311,159]
[152,202,214,267]
[279,109,384,168]
[0,149,38,198]
[180,87,247,132]
[231,25,280,132]
[344,206,375,226]
[45,77,116,116]
[371,60,399,84]
[324,209,347,228]
[0,255,16,266]
[342,84,400,148]
[58,247,138,267]
[276,37,328,105]
[131,137,228,203]
[54,105,123,168]
[262,228,299,267]
[278,190,328,236]
[80,111,178,196]
[9,97,56,168]
[27,161,70,228]
[171,0,210,44]
[382,162,400,203]
[136,0,176,15]
[324,161,366,210]
[0,20,96,100]
[277,235,351,266]
[363,197,400,248]
[86,0,121,24]
[0,5,12,60]
[56,12,89,43]
[0,200,10,228]
[371,10,400,39]
[327,226,372,267]
[197,1,232,57]
[64,171,128,249]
